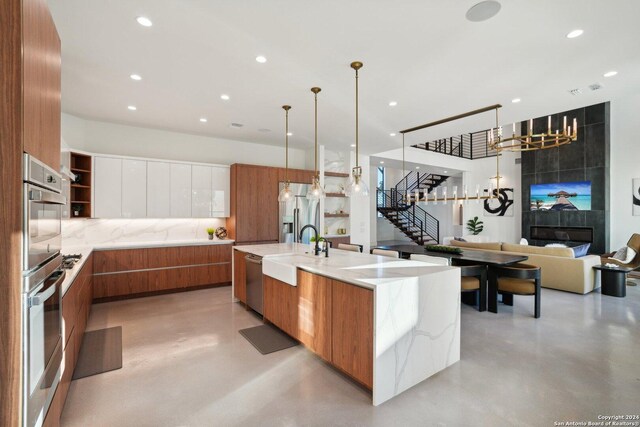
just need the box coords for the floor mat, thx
[239,324,298,355]
[73,326,123,380]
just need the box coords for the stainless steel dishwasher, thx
[245,254,264,315]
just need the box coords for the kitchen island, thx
[233,243,461,406]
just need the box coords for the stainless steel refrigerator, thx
[279,182,320,244]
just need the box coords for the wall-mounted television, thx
[530,181,591,211]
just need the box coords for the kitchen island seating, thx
[371,249,400,258]
[338,243,361,252]
[488,263,542,318]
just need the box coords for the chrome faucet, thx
[299,224,320,256]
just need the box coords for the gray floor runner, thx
[239,324,298,355]
[73,326,123,380]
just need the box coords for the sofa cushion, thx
[449,240,502,251]
[502,242,575,258]
[498,277,536,294]
[461,276,480,290]
[572,243,591,258]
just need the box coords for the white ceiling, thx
[49,0,640,155]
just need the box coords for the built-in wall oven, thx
[22,154,66,427]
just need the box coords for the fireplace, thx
[529,226,593,245]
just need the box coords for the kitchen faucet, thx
[299,224,320,256]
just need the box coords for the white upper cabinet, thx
[211,166,230,217]
[147,161,171,218]
[170,163,191,217]
[191,165,213,217]
[94,156,122,218]
[92,156,229,218]
[122,159,147,218]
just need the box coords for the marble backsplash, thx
[62,218,227,247]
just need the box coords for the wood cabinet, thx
[92,244,232,301]
[69,152,92,218]
[297,270,332,361]
[22,0,61,170]
[233,250,247,303]
[263,275,299,338]
[331,279,373,389]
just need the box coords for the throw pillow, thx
[546,243,568,248]
[519,238,529,245]
[572,243,591,258]
[623,247,637,264]
[610,246,628,261]
[454,237,467,242]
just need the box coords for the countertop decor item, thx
[206,227,215,240]
[215,227,228,240]
[278,105,294,202]
[345,61,369,197]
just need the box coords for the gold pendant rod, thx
[400,104,503,134]
[311,87,321,178]
[282,105,291,183]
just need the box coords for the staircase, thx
[395,171,449,201]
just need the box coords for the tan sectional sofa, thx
[449,240,601,294]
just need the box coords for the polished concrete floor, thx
[61,285,640,427]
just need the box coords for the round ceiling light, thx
[128,105,137,111]
[465,1,501,22]
[287,132,293,136]
[130,74,142,81]
[566,29,584,39]
[603,71,618,78]
[136,16,153,27]
[220,94,230,100]
[388,101,398,107]
[390,133,396,137]
[512,98,521,103]
[255,56,267,63]
[199,118,207,123]
[380,161,385,164]
[350,144,356,148]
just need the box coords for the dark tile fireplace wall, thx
[521,102,610,254]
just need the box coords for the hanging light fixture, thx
[306,87,325,201]
[345,61,369,197]
[278,105,294,202]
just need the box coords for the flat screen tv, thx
[530,181,591,211]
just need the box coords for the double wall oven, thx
[22,154,66,427]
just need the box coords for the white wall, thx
[610,93,640,249]
[61,113,307,168]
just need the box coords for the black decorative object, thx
[484,188,514,217]
[215,227,228,239]
[633,178,640,216]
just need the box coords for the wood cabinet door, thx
[297,271,331,361]
[331,280,373,389]
[256,167,279,242]
[233,250,246,303]
[93,249,148,274]
[92,271,149,299]
[22,0,61,170]
[233,165,279,243]
[263,275,298,339]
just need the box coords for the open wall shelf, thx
[70,152,92,218]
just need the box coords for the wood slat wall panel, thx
[331,280,374,389]
[297,271,332,361]
[263,275,299,339]
[0,0,24,423]
[93,249,148,273]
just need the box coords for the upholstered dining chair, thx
[488,263,542,318]
[459,265,488,312]
[372,249,400,258]
[338,243,361,253]
[410,254,450,265]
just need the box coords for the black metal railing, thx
[395,171,449,199]
[410,128,500,160]
[376,189,439,244]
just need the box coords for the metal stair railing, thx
[376,189,439,244]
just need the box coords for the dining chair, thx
[372,249,400,258]
[410,254,450,266]
[488,263,542,318]
[459,265,487,312]
[338,243,361,253]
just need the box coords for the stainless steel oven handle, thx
[29,270,65,307]
[29,189,66,205]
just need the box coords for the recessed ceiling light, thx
[443,170,448,173]
[388,101,398,107]
[390,133,396,137]
[603,71,618,78]
[255,56,267,63]
[199,118,207,123]
[350,144,356,148]
[130,74,142,81]
[287,132,293,136]
[220,94,230,101]
[566,29,583,39]
[380,161,385,164]
[136,16,153,27]
[466,1,502,22]
[511,98,521,103]
[416,166,420,169]
[127,105,137,111]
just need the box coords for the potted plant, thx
[309,236,326,252]
[71,204,83,217]
[206,227,215,240]
[466,216,484,235]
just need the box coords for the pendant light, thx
[306,87,325,201]
[345,61,369,197]
[278,105,294,202]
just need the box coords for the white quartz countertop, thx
[237,243,455,290]
[60,238,234,296]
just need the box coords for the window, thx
[377,166,385,217]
